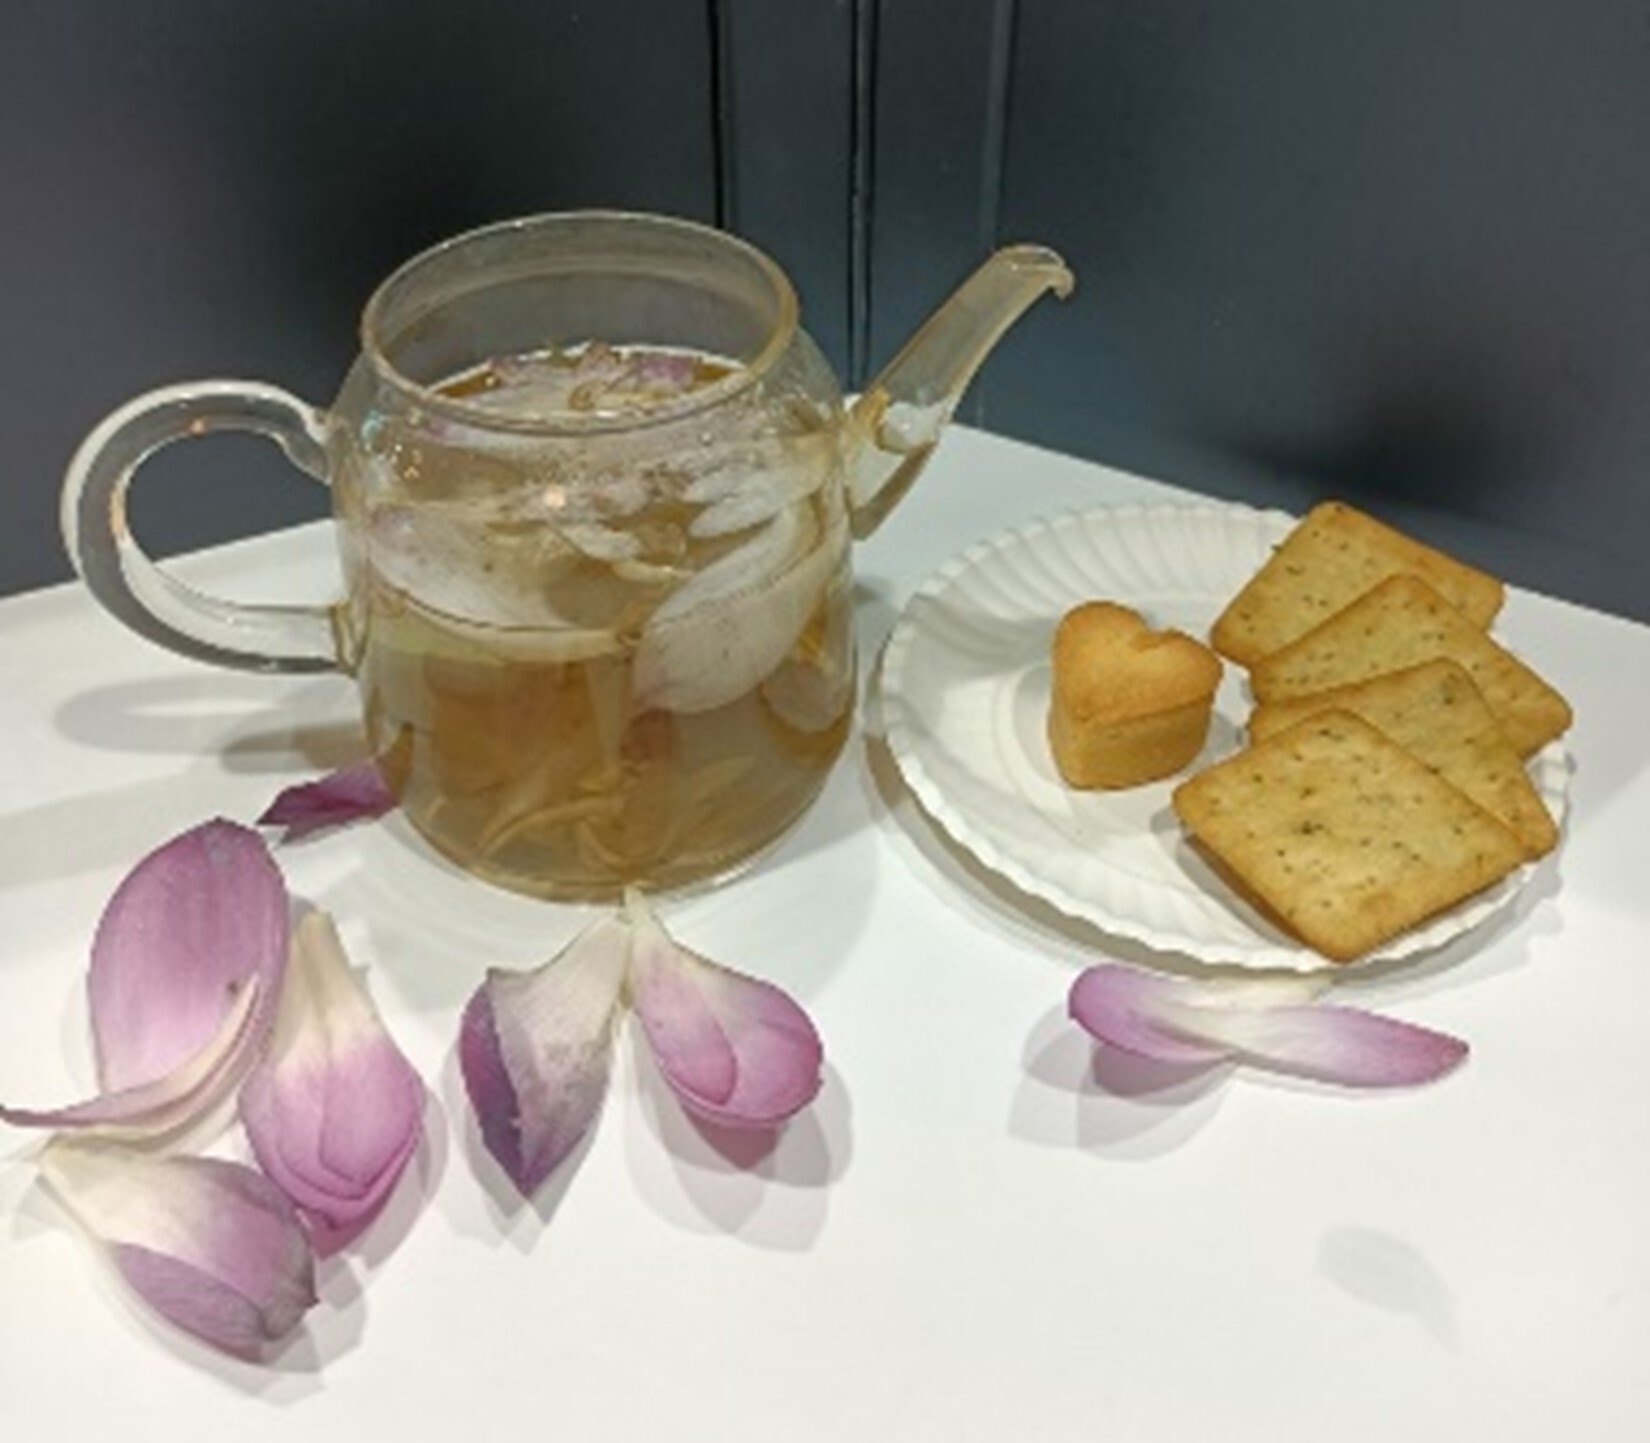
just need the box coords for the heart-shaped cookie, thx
[1048,601,1223,789]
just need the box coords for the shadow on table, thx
[1011,1003,1232,1159]
[625,1029,847,1253]
[0,674,358,892]
[52,674,355,768]
[429,1012,847,1258]
[1315,1224,1461,1352]
[7,1100,447,1393]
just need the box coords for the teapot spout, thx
[846,244,1073,538]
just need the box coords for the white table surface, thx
[3,425,1647,1441]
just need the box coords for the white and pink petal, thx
[87,819,289,1092]
[2,820,288,1141]
[0,979,263,1138]
[1068,964,1468,1088]
[626,893,823,1128]
[1067,966,1232,1067]
[39,1140,317,1361]
[1157,997,1469,1088]
[459,914,631,1198]
[240,911,425,1246]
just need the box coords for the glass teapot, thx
[63,211,1072,898]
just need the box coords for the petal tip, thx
[458,926,629,1198]
[239,911,426,1238]
[258,760,396,842]
[629,910,825,1130]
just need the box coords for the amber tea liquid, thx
[349,344,855,899]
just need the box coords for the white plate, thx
[878,502,1569,971]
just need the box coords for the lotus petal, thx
[458,914,631,1198]
[632,505,843,714]
[87,820,289,1094]
[367,498,613,636]
[258,761,396,841]
[240,912,424,1245]
[1159,996,1470,1088]
[1067,966,1232,1067]
[559,519,643,562]
[0,979,262,1137]
[629,348,700,392]
[1069,964,1468,1087]
[39,1140,317,1361]
[688,458,824,539]
[626,893,823,1127]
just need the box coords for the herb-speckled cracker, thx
[1248,659,1559,858]
[1248,574,1571,757]
[1211,501,1505,666]
[1172,711,1527,962]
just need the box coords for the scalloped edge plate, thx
[878,502,1569,971]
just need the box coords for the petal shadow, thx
[1010,1004,1231,1160]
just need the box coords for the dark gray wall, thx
[0,0,720,594]
[871,0,1650,622]
[5,0,1650,623]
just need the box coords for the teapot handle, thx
[846,244,1073,538]
[61,380,345,673]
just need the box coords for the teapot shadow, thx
[0,674,358,892]
[52,674,356,768]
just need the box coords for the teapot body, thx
[60,209,1069,900]
[326,213,858,896]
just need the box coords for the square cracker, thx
[1172,711,1527,962]
[1248,658,1559,858]
[1248,574,1572,757]
[1211,501,1505,666]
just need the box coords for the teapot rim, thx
[358,209,802,436]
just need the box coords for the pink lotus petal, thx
[630,351,700,391]
[258,760,396,842]
[1068,964,1468,1088]
[88,819,289,1093]
[459,915,631,1198]
[1158,998,1469,1088]
[0,979,262,1137]
[626,893,823,1128]
[240,912,424,1246]
[1068,967,1232,1067]
[39,1140,317,1361]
